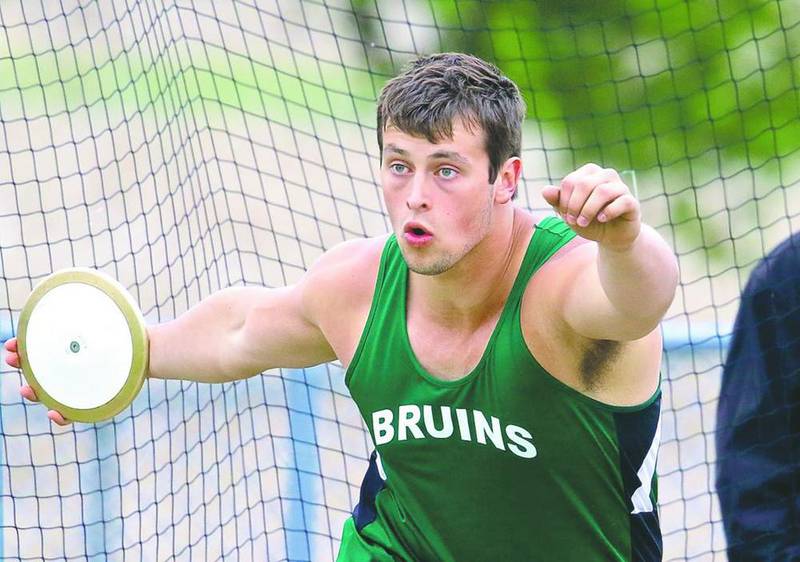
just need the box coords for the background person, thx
[716,232,800,561]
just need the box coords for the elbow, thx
[666,251,680,296]
[609,283,678,342]
[224,313,265,379]
[635,246,679,325]
[658,252,680,318]
[607,318,662,343]
[627,284,678,340]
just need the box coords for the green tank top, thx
[340,216,662,562]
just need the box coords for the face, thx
[381,120,513,276]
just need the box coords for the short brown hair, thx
[377,53,526,186]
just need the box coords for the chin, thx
[407,261,452,276]
[400,247,459,276]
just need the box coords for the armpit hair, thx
[579,339,622,390]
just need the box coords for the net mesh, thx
[1,1,798,560]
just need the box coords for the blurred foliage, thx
[350,0,800,268]
[1,0,796,268]
[352,0,800,176]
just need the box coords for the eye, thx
[437,167,458,179]
[389,163,408,174]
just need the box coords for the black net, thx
[1,1,798,560]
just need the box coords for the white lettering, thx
[506,424,537,459]
[370,405,537,460]
[474,411,505,450]
[423,405,454,438]
[398,405,424,441]
[455,408,471,441]
[373,409,394,445]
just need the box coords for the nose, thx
[406,173,430,211]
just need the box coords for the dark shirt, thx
[716,233,800,562]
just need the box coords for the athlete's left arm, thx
[541,163,679,342]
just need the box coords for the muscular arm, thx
[560,225,678,341]
[5,237,381,423]
[148,236,380,383]
[543,164,678,342]
[530,164,676,404]
[147,284,335,383]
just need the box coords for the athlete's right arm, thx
[3,237,382,425]
[146,282,336,383]
[146,235,382,381]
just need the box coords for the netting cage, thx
[1,1,799,560]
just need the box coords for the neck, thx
[409,207,531,329]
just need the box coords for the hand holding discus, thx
[4,268,149,425]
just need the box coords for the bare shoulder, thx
[522,213,591,348]
[301,235,388,365]
[303,235,387,298]
[522,218,592,352]
[522,213,594,310]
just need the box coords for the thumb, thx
[541,185,561,209]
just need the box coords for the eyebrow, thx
[383,144,409,158]
[430,150,470,165]
[383,144,470,166]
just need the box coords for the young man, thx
[5,53,678,560]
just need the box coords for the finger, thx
[564,175,601,226]
[558,176,576,218]
[575,182,628,227]
[47,410,71,427]
[561,162,603,210]
[596,194,640,223]
[541,185,561,209]
[564,168,617,225]
[574,162,604,176]
[5,352,20,369]
[4,338,17,352]
[563,179,590,225]
[20,385,39,402]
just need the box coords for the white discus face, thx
[24,282,133,409]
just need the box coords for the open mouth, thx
[404,222,431,235]
[403,222,433,246]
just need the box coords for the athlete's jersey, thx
[339,216,662,561]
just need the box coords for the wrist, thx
[598,226,643,254]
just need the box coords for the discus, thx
[16,268,149,423]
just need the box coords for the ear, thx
[493,157,522,204]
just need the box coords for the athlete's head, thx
[376,53,526,275]
[377,53,526,190]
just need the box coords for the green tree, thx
[353,0,799,265]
